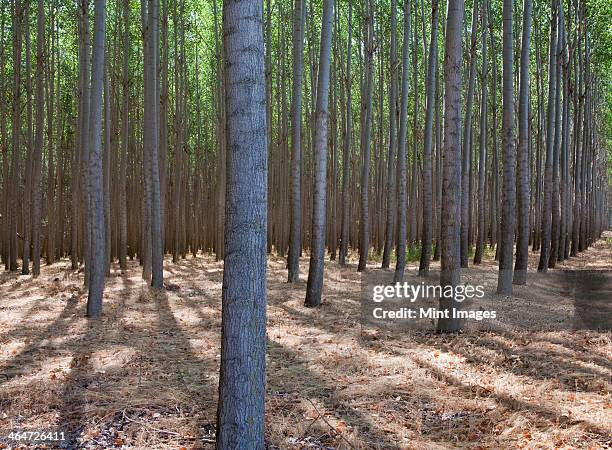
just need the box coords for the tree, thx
[496,0,517,295]
[513,0,532,284]
[394,0,411,283]
[358,0,374,273]
[537,0,557,273]
[381,0,398,269]
[304,0,334,307]
[31,0,45,277]
[287,0,305,282]
[338,3,352,266]
[86,0,106,317]
[437,0,464,333]
[474,0,488,266]
[216,0,267,446]
[418,0,439,277]
[460,0,479,269]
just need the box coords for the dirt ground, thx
[0,233,610,449]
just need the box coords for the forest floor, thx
[0,233,610,450]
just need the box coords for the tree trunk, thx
[287,0,304,282]
[394,0,411,283]
[216,0,267,446]
[381,0,398,269]
[339,3,352,266]
[418,0,439,276]
[86,0,106,317]
[496,0,517,295]
[304,0,334,307]
[537,0,557,272]
[513,0,532,284]
[437,0,464,333]
[474,0,488,265]
[460,0,478,269]
[358,0,374,273]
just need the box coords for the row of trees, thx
[0,0,610,443]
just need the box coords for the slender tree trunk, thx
[216,0,267,446]
[513,0,532,284]
[474,0,488,265]
[437,0,464,333]
[537,0,557,272]
[304,0,334,307]
[460,0,478,268]
[22,0,33,275]
[31,0,46,277]
[418,0,439,276]
[287,0,304,282]
[496,0,517,294]
[358,0,374,273]
[119,0,129,271]
[381,0,398,269]
[86,0,106,317]
[394,0,411,282]
[339,3,352,266]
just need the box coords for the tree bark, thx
[304,0,334,307]
[216,0,267,446]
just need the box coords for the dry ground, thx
[0,234,610,449]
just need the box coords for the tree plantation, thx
[0,0,611,448]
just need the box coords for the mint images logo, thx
[361,271,495,331]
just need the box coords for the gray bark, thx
[216,0,267,446]
[304,0,334,306]
[86,0,106,317]
[437,0,464,333]
[393,0,411,283]
[287,0,304,282]
[513,0,532,284]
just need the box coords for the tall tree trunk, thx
[287,0,304,282]
[358,0,374,273]
[119,0,129,271]
[381,0,398,269]
[9,0,23,271]
[216,0,267,446]
[394,0,411,282]
[513,0,532,284]
[304,0,334,307]
[497,0,517,294]
[474,0,488,265]
[339,3,352,266]
[22,0,33,275]
[31,0,45,277]
[86,0,106,317]
[537,0,557,273]
[460,0,478,268]
[418,0,439,276]
[437,0,464,333]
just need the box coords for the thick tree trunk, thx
[119,0,129,271]
[437,0,464,333]
[216,0,267,446]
